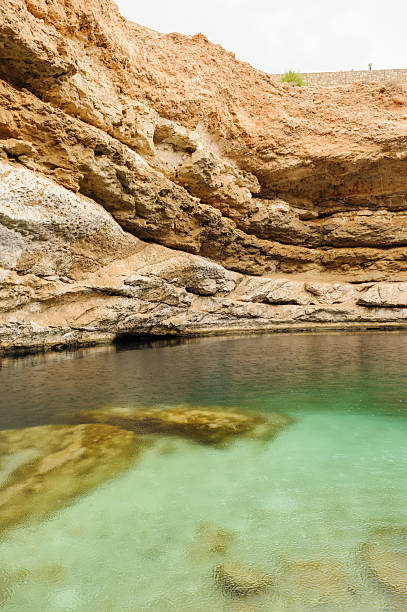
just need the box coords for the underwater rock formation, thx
[362,529,407,597]
[191,522,234,555]
[214,562,273,597]
[73,405,293,446]
[279,560,357,608]
[1,0,407,353]
[0,423,141,531]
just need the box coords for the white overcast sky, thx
[115,0,406,74]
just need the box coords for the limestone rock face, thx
[0,162,137,279]
[0,0,407,353]
[357,283,407,307]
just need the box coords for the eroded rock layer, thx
[1,0,407,353]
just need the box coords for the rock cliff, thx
[1,0,407,354]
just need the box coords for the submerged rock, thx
[276,559,357,610]
[0,567,28,607]
[214,562,273,597]
[362,529,407,596]
[0,424,142,532]
[31,563,68,585]
[74,405,294,446]
[192,522,234,555]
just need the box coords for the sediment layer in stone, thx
[1,0,407,353]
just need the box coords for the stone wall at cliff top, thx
[271,68,407,88]
[0,0,407,354]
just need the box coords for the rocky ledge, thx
[1,0,407,354]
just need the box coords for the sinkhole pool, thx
[1,331,407,611]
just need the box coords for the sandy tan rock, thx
[279,559,356,609]
[2,0,406,212]
[1,138,36,157]
[0,567,28,607]
[1,1,407,354]
[233,278,310,305]
[362,529,407,596]
[73,405,293,446]
[0,161,137,278]
[214,562,273,597]
[0,79,405,277]
[364,543,407,595]
[30,563,68,585]
[132,257,238,296]
[305,281,355,304]
[358,283,407,307]
[0,2,406,276]
[191,522,234,555]
[122,275,192,306]
[0,423,142,531]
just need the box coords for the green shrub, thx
[280,70,304,86]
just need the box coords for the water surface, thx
[1,332,407,610]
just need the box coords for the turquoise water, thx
[1,332,407,610]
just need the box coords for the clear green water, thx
[1,332,407,610]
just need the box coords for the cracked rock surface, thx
[1,0,407,354]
